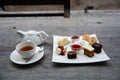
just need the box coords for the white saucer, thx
[10,47,44,65]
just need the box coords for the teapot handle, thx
[38,31,49,42]
[17,30,26,38]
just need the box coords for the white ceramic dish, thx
[52,34,110,63]
[10,47,44,65]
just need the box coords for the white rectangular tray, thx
[52,34,110,64]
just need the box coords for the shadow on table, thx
[52,61,111,67]
[0,13,64,17]
[11,55,45,69]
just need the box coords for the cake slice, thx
[83,45,94,57]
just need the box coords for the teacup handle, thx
[38,31,49,42]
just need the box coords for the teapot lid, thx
[27,30,39,34]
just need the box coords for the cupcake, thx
[92,43,102,53]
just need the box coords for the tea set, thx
[10,30,49,64]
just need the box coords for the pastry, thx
[57,37,70,46]
[89,36,97,45]
[83,45,94,57]
[56,46,67,55]
[82,34,90,42]
[56,47,61,55]
[92,43,102,53]
[67,51,77,59]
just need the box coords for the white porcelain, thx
[52,34,110,64]
[10,47,44,65]
[17,30,49,45]
[16,40,37,59]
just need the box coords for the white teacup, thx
[16,40,37,59]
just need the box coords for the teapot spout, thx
[17,30,26,38]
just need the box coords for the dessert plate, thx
[52,34,110,64]
[10,47,44,65]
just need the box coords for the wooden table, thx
[0,10,120,80]
[1,0,70,18]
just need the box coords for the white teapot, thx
[17,30,49,45]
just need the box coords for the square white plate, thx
[52,34,110,64]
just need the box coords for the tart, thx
[71,44,81,51]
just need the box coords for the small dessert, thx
[89,36,97,45]
[57,37,70,46]
[71,36,79,42]
[79,40,89,47]
[92,43,102,53]
[56,46,67,55]
[56,47,61,55]
[82,34,90,42]
[83,45,94,57]
[71,44,81,51]
[67,51,77,59]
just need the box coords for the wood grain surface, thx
[0,10,120,80]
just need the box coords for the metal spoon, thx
[24,46,44,63]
